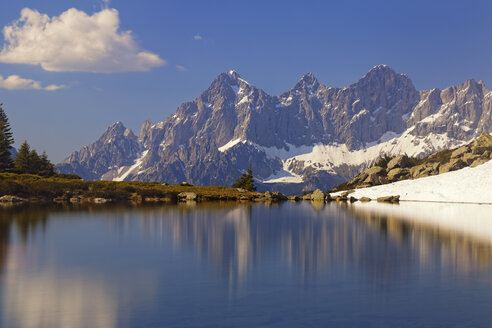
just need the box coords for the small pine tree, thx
[14,141,32,174]
[232,165,256,191]
[0,104,14,172]
[28,149,41,174]
[38,151,55,176]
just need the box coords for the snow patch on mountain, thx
[113,150,149,181]
[223,127,465,184]
[218,138,243,152]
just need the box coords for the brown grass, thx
[0,173,257,201]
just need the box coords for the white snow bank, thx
[333,159,492,204]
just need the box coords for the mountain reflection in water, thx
[0,202,491,328]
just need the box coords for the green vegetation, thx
[0,104,259,203]
[0,104,14,172]
[232,165,256,191]
[373,154,422,168]
[0,172,256,202]
[373,154,393,169]
[13,141,55,176]
[425,149,453,164]
[0,106,56,177]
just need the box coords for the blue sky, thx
[0,0,491,162]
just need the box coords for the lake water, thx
[1,201,492,328]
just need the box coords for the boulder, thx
[69,197,81,203]
[413,162,440,178]
[161,182,169,186]
[387,155,411,170]
[359,197,371,202]
[179,182,193,186]
[431,162,440,172]
[288,195,300,201]
[336,195,348,202]
[0,195,26,203]
[341,190,354,197]
[470,158,489,168]
[365,166,385,175]
[439,158,467,174]
[264,191,287,201]
[236,188,248,193]
[451,146,468,158]
[363,173,388,186]
[302,193,312,200]
[177,192,197,201]
[93,198,110,204]
[311,189,326,201]
[462,153,480,165]
[409,164,426,178]
[387,168,410,181]
[350,173,368,185]
[470,133,492,154]
[377,195,400,203]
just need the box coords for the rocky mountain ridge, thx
[56,66,492,192]
[333,133,492,191]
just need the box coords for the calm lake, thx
[1,201,492,328]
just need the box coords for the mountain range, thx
[56,65,492,192]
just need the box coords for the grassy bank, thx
[0,173,259,203]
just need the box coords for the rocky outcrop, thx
[177,192,197,201]
[0,195,26,203]
[334,133,492,191]
[387,155,411,170]
[310,189,326,201]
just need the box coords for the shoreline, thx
[0,172,291,206]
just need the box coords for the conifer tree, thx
[14,141,31,174]
[14,141,55,176]
[0,104,14,172]
[38,151,55,176]
[232,165,256,191]
[28,149,41,174]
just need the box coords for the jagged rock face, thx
[410,79,492,140]
[57,66,492,193]
[56,122,142,179]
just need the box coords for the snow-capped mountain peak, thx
[57,66,492,193]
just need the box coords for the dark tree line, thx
[232,165,256,191]
[13,141,55,176]
[0,104,14,172]
[0,104,55,176]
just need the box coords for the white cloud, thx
[176,65,187,71]
[0,75,65,91]
[193,34,203,41]
[0,8,165,73]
